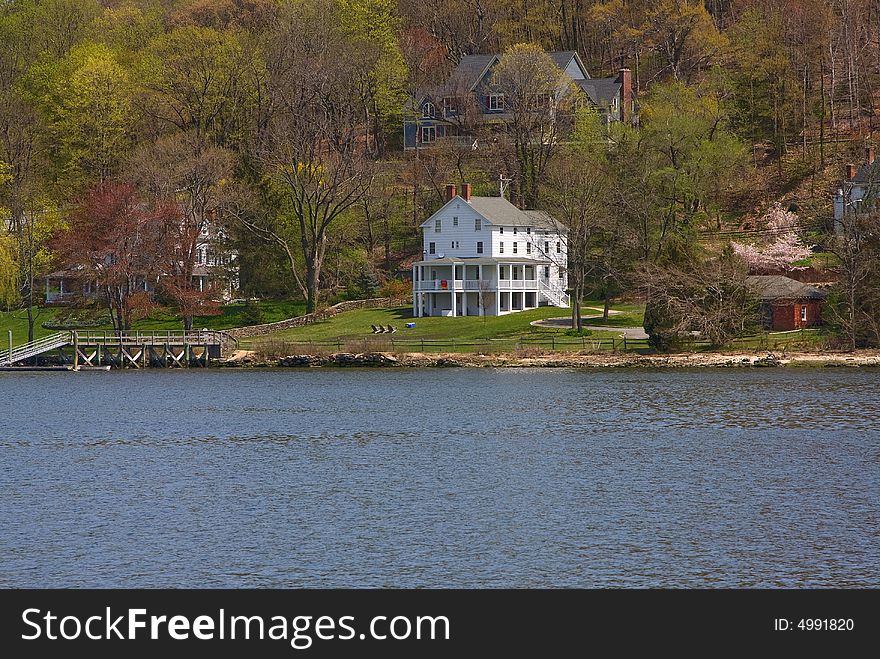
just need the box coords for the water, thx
[1,368,878,588]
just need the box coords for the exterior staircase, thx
[0,332,71,365]
[539,281,570,308]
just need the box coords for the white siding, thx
[422,200,489,258]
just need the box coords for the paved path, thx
[531,308,648,339]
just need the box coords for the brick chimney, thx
[846,163,857,180]
[445,184,457,201]
[617,68,632,123]
[866,145,875,165]
[461,183,472,201]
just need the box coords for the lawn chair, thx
[387,325,397,334]
[370,325,381,334]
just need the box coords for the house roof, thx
[746,276,827,301]
[577,78,621,107]
[420,195,566,232]
[447,55,498,92]
[851,160,880,184]
[468,197,566,230]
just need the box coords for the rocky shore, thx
[221,350,880,368]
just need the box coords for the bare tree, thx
[232,0,374,313]
[492,44,576,208]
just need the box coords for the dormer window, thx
[488,94,505,111]
[423,102,435,118]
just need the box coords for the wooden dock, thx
[1,330,237,369]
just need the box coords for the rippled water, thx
[1,368,878,588]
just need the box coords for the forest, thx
[3,0,880,348]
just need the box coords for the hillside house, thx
[412,184,569,317]
[747,275,826,331]
[834,146,878,231]
[404,51,632,150]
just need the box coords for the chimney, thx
[866,145,875,165]
[461,183,472,201]
[617,68,632,123]
[445,183,457,201]
[846,163,857,180]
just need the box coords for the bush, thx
[240,300,265,326]
[380,278,411,299]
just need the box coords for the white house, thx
[834,146,878,232]
[412,184,569,317]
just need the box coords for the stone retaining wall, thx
[226,297,411,339]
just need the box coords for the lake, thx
[1,367,878,588]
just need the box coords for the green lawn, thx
[241,302,633,352]
[1,300,306,347]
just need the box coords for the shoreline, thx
[222,350,880,369]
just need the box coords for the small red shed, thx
[746,275,827,331]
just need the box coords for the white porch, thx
[411,259,568,317]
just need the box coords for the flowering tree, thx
[732,204,812,271]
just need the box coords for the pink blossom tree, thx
[732,204,812,271]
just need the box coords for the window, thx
[499,266,506,279]
[429,242,435,254]
[544,266,550,278]
[499,226,504,234]
[526,227,531,234]
[558,268,564,280]
[421,125,436,143]
[474,218,482,231]
[423,102,435,118]
[513,227,517,234]
[544,241,549,253]
[513,242,518,254]
[488,94,505,111]
[526,243,532,254]
[451,241,459,249]
[443,97,457,116]
[556,242,561,254]
[453,216,458,227]
[499,242,504,254]
[801,305,808,322]
[476,241,484,254]
[435,219,442,233]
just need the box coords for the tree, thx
[233,0,375,312]
[827,209,880,350]
[27,42,132,190]
[641,249,758,350]
[137,25,261,149]
[129,132,235,328]
[492,43,575,207]
[54,183,180,332]
[539,110,614,330]
[731,204,812,272]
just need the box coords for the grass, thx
[1,300,306,347]
[242,301,637,353]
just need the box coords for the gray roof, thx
[746,276,827,301]
[468,197,565,231]
[447,55,497,92]
[852,160,880,184]
[577,78,621,107]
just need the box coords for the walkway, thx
[531,308,649,339]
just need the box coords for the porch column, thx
[496,263,501,315]
[451,265,457,317]
[412,265,418,317]
[478,265,484,316]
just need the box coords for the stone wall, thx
[226,297,411,340]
